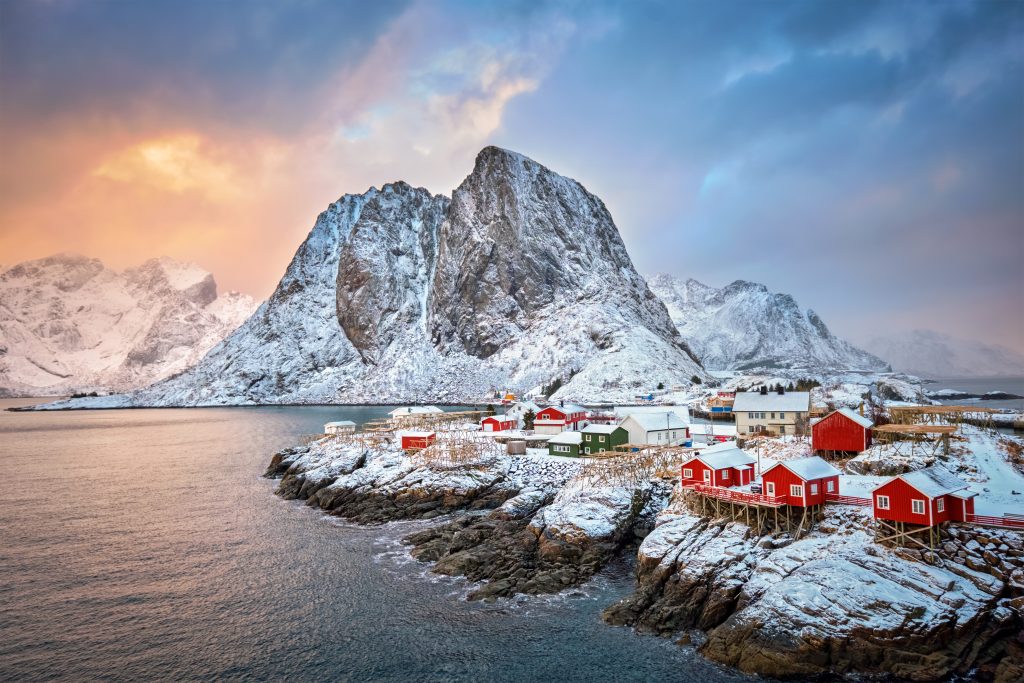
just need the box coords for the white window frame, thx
[584,447,590,454]
[810,483,818,495]
[722,469,730,480]
[826,480,835,493]
[554,444,570,454]
[703,470,711,483]
[779,425,786,434]
[876,495,890,510]
[683,468,693,479]
[790,484,802,497]
[765,481,775,496]
[779,412,785,419]
[912,499,925,515]
[937,498,945,513]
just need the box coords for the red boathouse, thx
[681,444,756,487]
[760,456,841,506]
[401,431,436,450]
[812,407,873,454]
[872,467,976,526]
[481,416,516,432]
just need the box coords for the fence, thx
[685,483,785,507]
[964,513,1024,530]
[824,493,871,507]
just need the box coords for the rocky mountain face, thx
[0,254,256,396]
[863,329,1024,378]
[70,147,704,407]
[648,273,888,372]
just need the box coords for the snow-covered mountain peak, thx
[648,273,888,372]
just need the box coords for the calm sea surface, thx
[929,376,1024,410]
[0,399,752,682]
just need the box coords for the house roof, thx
[583,424,623,434]
[614,405,690,424]
[325,421,356,427]
[828,407,874,429]
[732,391,811,412]
[688,445,756,470]
[402,431,436,438]
[547,431,583,445]
[689,423,737,437]
[390,406,443,416]
[620,411,687,432]
[764,456,841,481]
[541,403,586,416]
[480,415,513,423]
[889,466,971,498]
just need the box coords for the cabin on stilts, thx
[811,407,873,456]
[871,466,976,550]
[758,456,842,538]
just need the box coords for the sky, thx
[1,0,1022,352]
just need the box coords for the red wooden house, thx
[760,456,841,506]
[481,415,516,432]
[812,407,873,454]
[681,444,756,487]
[401,431,436,450]
[871,467,976,526]
[533,403,587,435]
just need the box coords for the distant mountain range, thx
[862,330,1024,379]
[647,274,889,373]
[0,254,256,397]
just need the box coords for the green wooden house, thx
[581,424,629,454]
[547,431,582,457]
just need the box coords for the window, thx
[748,412,754,419]
[599,435,606,442]
[779,425,786,434]
[912,499,925,515]
[554,445,570,453]
[937,498,945,513]
[876,495,890,510]
[790,484,803,497]
[723,470,730,480]
[779,412,785,419]
[766,482,775,496]
[703,470,711,483]
[770,412,776,419]
[826,480,835,493]
[584,447,590,454]
[585,435,591,442]
[683,468,693,479]
[810,483,818,495]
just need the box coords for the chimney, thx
[760,386,768,395]
[777,385,784,395]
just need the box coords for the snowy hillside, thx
[0,254,257,396]
[50,147,706,408]
[863,329,1024,378]
[648,274,888,372]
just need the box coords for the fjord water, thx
[0,400,750,682]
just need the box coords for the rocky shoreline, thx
[266,434,1024,681]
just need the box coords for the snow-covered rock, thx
[47,148,705,408]
[648,273,888,373]
[0,254,256,396]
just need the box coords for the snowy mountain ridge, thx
[863,329,1024,378]
[55,147,705,407]
[0,254,257,396]
[647,273,888,372]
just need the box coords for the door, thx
[703,470,711,484]
[765,481,775,496]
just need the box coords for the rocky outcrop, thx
[403,482,672,601]
[604,506,1024,681]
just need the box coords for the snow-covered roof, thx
[506,401,541,415]
[732,391,810,412]
[619,411,687,432]
[402,430,436,438]
[324,420,356,427]
[583,424,622,434]
[614,405,690,424]
[689,445,756,471]
[544,403,586,415]
[547,431,583,445]
[766,456,841,481]
[829,407,873,429]
[390,406,444,417]
[891,467,971,498]
[480,415,513,423]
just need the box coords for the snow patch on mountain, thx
[862,329,1024,378]
[0,254,256,396]
[648,273,888,373]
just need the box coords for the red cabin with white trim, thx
[812,407,873,454]
[872,467,976,526]
[534,404,587,434]
[401,431,436,450]
[481,416,516,432]
[760,456,841,507]
[681,444,756,488]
